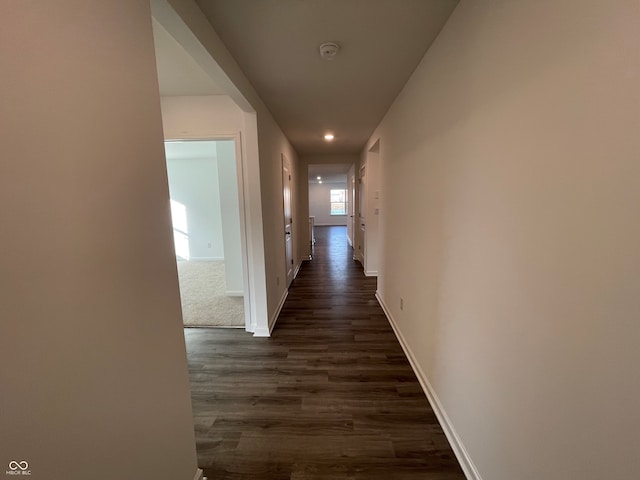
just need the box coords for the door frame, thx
[349,170,356,251]
[164,134,253,332]
[357,163,366,265]
[281,153,294,287]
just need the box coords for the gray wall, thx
[0,2,198,480]
[309,181,348,226]
[165,142,225,260]
[366,1,640,479]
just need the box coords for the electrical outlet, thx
[207,242,212,248]
[400,298,404,311]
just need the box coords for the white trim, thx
[364,269,378,277]
[282,153,295,287]
[192,468,204,480]
[270,288,288,332]
[254,288,288,337]
[294,257,304,278]
[225,290,244,296]
[253,326,271,337]
[233,129,258,334]
[375,292,482,480]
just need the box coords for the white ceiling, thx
[153,2,459,155]
[308,163,351,184]
[194,0,459,155]
[152,19,226,96]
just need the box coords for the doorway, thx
[307,163,353,258]
[165,139,249,328]
[348,167,356,250]
[357,163,367,265]
[282,154,294,287]
[357,140,380,276]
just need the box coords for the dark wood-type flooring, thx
[185,226,465,479]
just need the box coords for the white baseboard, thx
[364,269,378,277]
[294,258,304,278]
[186,257,224,261]
[254,288,288,337]
[269,288,288,333]
[192,468,204,480]
[225,290,244,296]
[375,292,482,480]
[253,325,271,337]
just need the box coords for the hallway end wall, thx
[309,181,348,226]
[367,1,640,479]
[299,154,360,260]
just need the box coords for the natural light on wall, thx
[330,189,347,215]
[170,199,190,260]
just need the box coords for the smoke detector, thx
[319,42,340,60]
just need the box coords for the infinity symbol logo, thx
[8,461,28,471]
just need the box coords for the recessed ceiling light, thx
[324,133,335,141]
[317,176,321,180]
[319,180,323,184]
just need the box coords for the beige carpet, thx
[176,261,244,327]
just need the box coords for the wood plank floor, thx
[185,226,465,479]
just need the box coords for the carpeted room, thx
[165,139,246,328]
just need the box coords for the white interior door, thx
[348,172,355,248]
[358,164,366,263]
[282,154,294,286]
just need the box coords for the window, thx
[330,189,347,215]
[170,199,190,260]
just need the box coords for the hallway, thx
[185,226,465,479]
